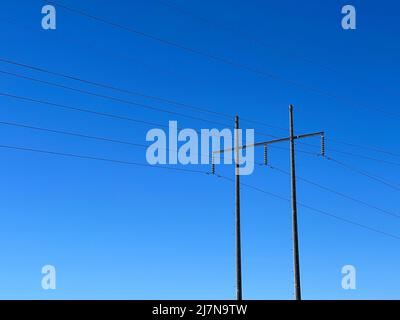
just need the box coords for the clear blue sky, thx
[0,0,399,299]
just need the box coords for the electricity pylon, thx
[213,106,325,300]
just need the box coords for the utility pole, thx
[235,115,243,301]
[289,105,301,300]
[213,107,325,300]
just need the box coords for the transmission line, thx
[264,163,400,219]
[2,58,398,161]
[0,144,207,174]
[0,69,232,128]
[215,175,400,241]
[154,0,337,72]
[0,57,233,120]
[1,141,399,242]
[44,0,400,118]
[324,156,400,192]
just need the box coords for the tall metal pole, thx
[289,105,302,300]
[235,115,243,300]
[216,109,323,299]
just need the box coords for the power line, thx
[3,15,399,158]
[326,137,400,158]
[0,93,317,165]
[1,140,399,242]
[0,17,300,133]
[0,92,239,146]
[0,119,225,163]
[264,163,400,219]
[154,0,337,72]
[0,112,324,175]
[325,147,400,167]
[3,73,398,191]
[270,143,320,156]
[2,58,398,162]
[0,58,285,139]
[260,143,400,193]
[45,0,400,118]
[215,107,322,300]
[242,118,288,132]
[0,144,208,174]
[0,89,362,169]
[0,69,232,128]
[0,19,296,133]
[45,0,309,84]
[324,155,400,192]
[0,16,189,85]
[0,21,301,133]
[4,91,397,195]
[256,125,400,169]
[215,175,400,241]
[0,57,287,134]
[281,146,400,193]
[288,137,400,167]
[266,135,400,170]
[0,120,149,149]
[156,0,400,122]
[0,57,233,120]
[0,92,171,129]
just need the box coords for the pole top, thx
[289,104,294,111]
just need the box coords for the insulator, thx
[264,145,268,165]
[321,134,325,157]
[211,156,215,175]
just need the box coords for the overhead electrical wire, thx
[1,58,398,161]
[43,0,400,118]
[0,92,171,129]
[0,143,207,174]
[0,140,399,241]
[2,9,398,158]
[153,0,337,73]
[324,156,400,192]
[2,87,397,179]
[263,163,400,219]
[0,119,221,162]
[215,175,400,241]
[0,57,283,135]
[3,57,396,165]
[2,88,397,191]
[2,117,399,225]
[0,69,233,128]
[0,57,233,120]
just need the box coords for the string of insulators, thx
[211,155,215,175]
[321,134,325,157]
[264,144,268,165]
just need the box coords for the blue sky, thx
[0,0,400,299]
